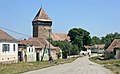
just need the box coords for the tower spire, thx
[32,7,52,22]
[41,5,42,9]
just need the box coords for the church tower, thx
[32,7,52,39]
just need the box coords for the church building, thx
[32,7,52,39]
[32,7,69,41]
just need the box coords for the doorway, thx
[18,51,23,62]
[36,52,39,61]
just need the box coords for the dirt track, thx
[24,56,113,74]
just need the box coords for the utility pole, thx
[69,43,71,58]
[48,29,52,62]
[82,32,85,48]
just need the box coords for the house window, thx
[31,48,33,52]
[2,44,10,52]
[2,58,4,60]
[13,44,16,51]
[29,48,30,52]
[45,50,48,53]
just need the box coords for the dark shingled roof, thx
[33,7,52,22]
[0,29,17,42]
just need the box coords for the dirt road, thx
[24,56,113,74]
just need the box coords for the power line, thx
[0,26,31,37]
[0,1,31,22]
[0,1,32,38]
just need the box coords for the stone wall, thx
[38,25,52,39]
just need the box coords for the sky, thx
[0,0,120,39]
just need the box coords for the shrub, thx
[104,50,114,60]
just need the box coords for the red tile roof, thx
[19,37,57,49]
[52,33,70,41]
[0,29,17,42]
[19,39,44,48]
[84,44,105,49]
[107,39,120,51]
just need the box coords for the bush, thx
[104,50,114,60]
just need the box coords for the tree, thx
[68,28,91,51]
[51,40,79,58]
[70,44,79,55]
[51,40,70,58]
[101,32,120,49]
[91,36,101,45]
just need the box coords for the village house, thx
[82,46,92,55]
[107,39,120,59]
[91,44,105,54]
[84,44,105,54]
[18,40,36,62]
[18,37,61,62]
[0,29,18,63]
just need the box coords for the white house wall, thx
[21,46,36,62]
[26,46,36,62]
[41,48,49,60]
[0,42,18,63]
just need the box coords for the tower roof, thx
[33,7,52,22]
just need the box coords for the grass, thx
[0,57,79,74]
[89,56,120,74]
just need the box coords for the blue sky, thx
[0,0,120,39]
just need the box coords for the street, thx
[24,56,113,74]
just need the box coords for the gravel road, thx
[24,56,113,74]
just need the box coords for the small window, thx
[13,44,16,51]
[2,44,10,52]
[31,48,33,52]
[2,58,4,60]
[45,50,48,53]
[29,48,30,52]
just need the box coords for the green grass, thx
[89,56,120,74]
[0,57,78,74]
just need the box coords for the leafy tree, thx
[51,40,78,58]
[70,44,79,55]
[101,32,120,49]
[68,28,91,51]
[91,36,101,45]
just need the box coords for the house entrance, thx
[18,51,23,62]
[36,52,39,61]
